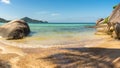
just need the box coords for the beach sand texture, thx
[0,35,119,68]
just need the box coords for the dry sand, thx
[0,35,120,68]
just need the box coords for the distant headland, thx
[0,17,48,23]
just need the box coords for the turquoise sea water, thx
[0,23,96,48]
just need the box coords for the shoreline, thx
[0,35,108,48]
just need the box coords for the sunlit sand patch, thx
[0,42,26,56]
[9,57,21,68]
[0,53,19,61]
[0,36,3,38]
[94,40,120,49]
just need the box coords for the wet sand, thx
[0,35,120,68]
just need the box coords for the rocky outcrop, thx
[0,20,30,40]
[107,4,120,39]
[21,17,48,23]
[95,18,109,35]
[112,23,120,39]
[95,24,108,35]
[108,4,120,24]
[96,3,120,39]
[96,18,104,26]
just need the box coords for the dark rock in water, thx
[0,20,30,40]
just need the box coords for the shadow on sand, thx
[42,48,120,68]
[0,60,11,68]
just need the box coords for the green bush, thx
[103,17,109,24]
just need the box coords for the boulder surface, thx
[0,20,30,40]
[108,4,120,39]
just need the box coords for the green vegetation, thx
[103,17,109,24]
[113,5,118,9]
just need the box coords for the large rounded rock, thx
[0,20,30,40]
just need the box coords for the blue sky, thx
[0,0,119,22]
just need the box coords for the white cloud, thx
[1,0,10,4]
[51,13,61,16]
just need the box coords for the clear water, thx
[0,23,96,48]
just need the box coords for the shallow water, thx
[0,23,100,48]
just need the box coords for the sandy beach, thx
[0,0,119,68]
[0,35,119,68]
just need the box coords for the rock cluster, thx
[96,4,120,39]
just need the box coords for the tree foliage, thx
[103,17,109,24]
[113,5,118,9]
